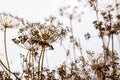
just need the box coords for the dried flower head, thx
[59,5,82,22]
[0,12,23,31]
[38,16,66,44]
[12,16,67,50]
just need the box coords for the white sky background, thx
[0,0,63,21]
[0,0,120,73]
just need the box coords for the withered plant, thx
[12,16,67,80]
[0,0,120,80]
[85,0,120,79]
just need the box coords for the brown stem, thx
[111,34,114,55]
[96,0,98,21]
[28,51,31,80]
[107,36,110,48]
[41,47,45,75]
[111,34,115,78]
[38,47,44,80]
[70,18,73,35]
[32,51,34,80]
[70,18,76,60]
[78,38,83,56]
[4,28,10,77]
[117,35,120,51]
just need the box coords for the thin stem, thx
[28,51,31,80]
[95,0,105,46]
[117,34,120,51]
[96,0,98,21]
[111,33,116,79]
[32,51,34,80]
[20,51,29,79]
[25,51,31,80]
[78,38,83,56]
[25,51,29,71]
[4,28,10,77]
[41,47,45,75]
[111,34,114,54]
[0,60,20,80]
[107,36,110,48]
[70,18,76,60]
[38,47,44,80]
[70,19,73,35]
[96,0,107,65]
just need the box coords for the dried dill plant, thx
[56,0,120,80]
[12,16,67,80]
[85,0,120,79]
[0,12,23,78]
[0,0,120,80]
[59,3,84,62]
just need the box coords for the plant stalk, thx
[4,28,11,77]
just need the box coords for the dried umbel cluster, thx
[86,50,120,80]
[0,12,24,31]
[86,0,120,43]
[86,0,120,39]
[59,5,82,22]
[12,16,67,51]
